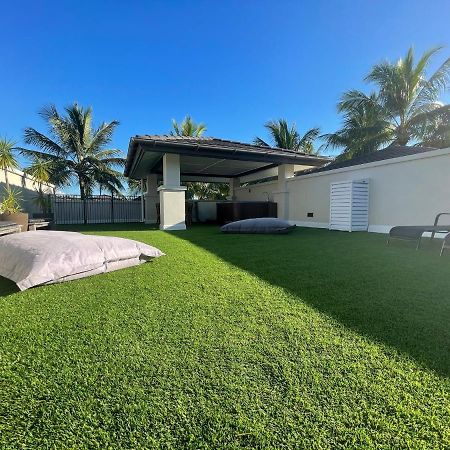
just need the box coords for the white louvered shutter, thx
[329,180,369,231]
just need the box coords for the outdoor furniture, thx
[440,233,450,256]
[430,213,450,239]
[388,212,450,250]
[0,230,164,291]
[216,201,277,225]
[28,220,51,231]
[0,221,22,236]
[221,218,296,234]
[32,213,54,229]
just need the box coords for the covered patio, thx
[124,136,328,230]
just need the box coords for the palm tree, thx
[97,169,126,197]
[327,47,450,157]
[322,93,393,160]
[0,138,19,189]
[24,156,53,191]
[24,156,55,213]
[18,103,125,198]
[415,106,450,148]
[171,116,206,137]
[128,178,146,195]
[186,182,229,200]
[169,116,228,199]
[254,119,320,154]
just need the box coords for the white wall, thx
[0,169,55,215]
[234,181,278,202]
[234,148,450,233]
[239,164,316,184]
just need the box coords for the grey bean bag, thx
[220,218,296,234]
[0,231,164,290]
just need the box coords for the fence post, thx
[51,194,56,224]
[83,198,87,224]
[111,192,114,224]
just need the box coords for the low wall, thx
[234,148,450,233]
[0,169,55,215]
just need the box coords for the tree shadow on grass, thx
[177,226,450,377]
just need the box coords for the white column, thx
[228,177,240,200]
[274,164,294,220]
[144,174,159,224]
[158,153,187,230]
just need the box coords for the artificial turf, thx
[0,224,449,449]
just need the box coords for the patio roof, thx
[125,135,329,180]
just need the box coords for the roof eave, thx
[125,137,329,178]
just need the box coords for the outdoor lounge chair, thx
[28,220,51,231]
[388,212,450,250]
[440,233,450,256]
[0,221,22,236]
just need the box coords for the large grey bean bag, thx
[220,218,296,234]
[0,231,164,290]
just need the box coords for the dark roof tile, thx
[125,135,330,177]
[133,135,319,156]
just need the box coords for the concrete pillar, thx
[274,164,294,220]
[228,177,240,200]
[144,174,159,224]
[158,153,187,230]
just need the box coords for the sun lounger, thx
[440,233,450,256]
[28,219,51,231]
[388,213,450,250]
[0,221,22,236]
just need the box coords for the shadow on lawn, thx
[0,277,20,297]
[177,226,450,377]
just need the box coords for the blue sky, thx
[2,0,450,176]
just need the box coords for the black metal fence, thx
[52,194,143,225]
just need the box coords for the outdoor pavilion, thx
[124,135,329,230]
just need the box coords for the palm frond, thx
[298,127,321,153]
[253,137,270,147]
[171,116,207,137]
[23,128,65,155]
[23,102,123,197]
[337,90,380,114]
[410,56,450,115]
[88,121,120,152]
[0,137,19,172]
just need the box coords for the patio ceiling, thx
[125,135,330,180]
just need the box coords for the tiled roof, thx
[132,135,325,157]
[125,135,330,177]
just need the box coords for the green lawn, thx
[1,225,449,449]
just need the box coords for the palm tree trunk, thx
[4,169,9,190]
[79,177,87,224]
[79,178,86,200]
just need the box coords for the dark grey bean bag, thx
[220,218,296,234]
